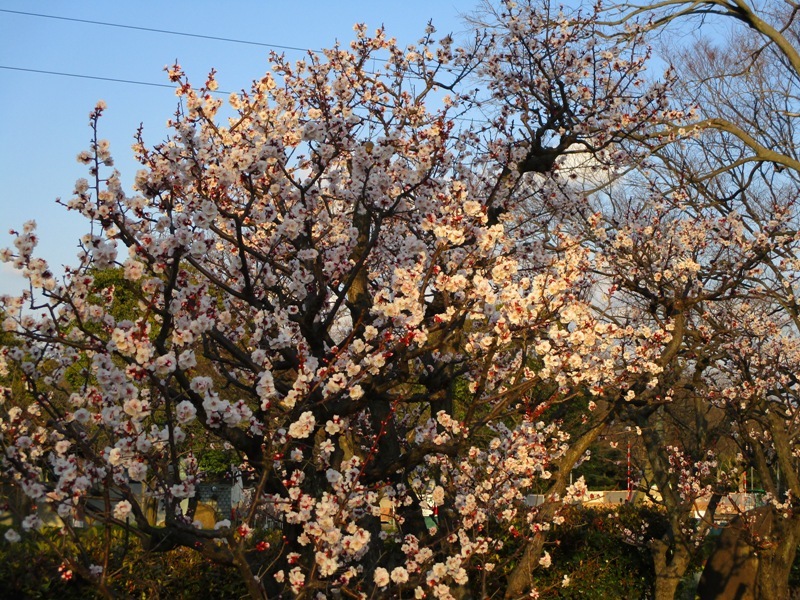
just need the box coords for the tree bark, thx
[650,538,691,600]
[754,513,800,600]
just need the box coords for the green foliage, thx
[0,310,28,411]
[198,449,237,479]
[0,528,83,599]
[62,266,144,391]
[533,504,668,599]
[789,545,800,590]
[0,525,284,599]
[572,444,626,490]
[477,503,667,599]
[88,267,142,324]
[110,545,247,599]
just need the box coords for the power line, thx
[0,65,230,94]
[0,8,472,84]
[0,9,317,55]
[0,10,491,125]
[0,65,190,91]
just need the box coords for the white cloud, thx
[0,262,26,297]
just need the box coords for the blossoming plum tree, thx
[0,1,683,598]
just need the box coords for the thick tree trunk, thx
[699,507,799,599]
[754,514,799,600]
[756,412,800,599]
[504,531,548,600]
[651,538,691,600]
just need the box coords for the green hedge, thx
[527,504,665,599]
[0,526,248,599]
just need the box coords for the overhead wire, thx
[0,65,196,92]
[0,65,231,95]
[0,9,319,55]
[0,7,330,96]
[0,8,491,125]
[0,8,427,91]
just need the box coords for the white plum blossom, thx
[288,411,315,439]
[391,566,410,584]
[373,567,390,587]
[538,551,552,568]
[4,529,21,543]
[113,500,132,520]
[128,462,147,481]
[175,400,197,424]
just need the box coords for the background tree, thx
[597,0,800,596]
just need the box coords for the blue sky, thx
[0,1,469,296]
